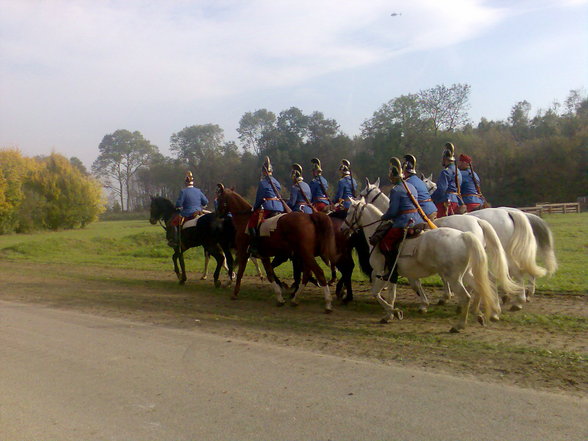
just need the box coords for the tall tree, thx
[92,130,158,211]
[237,109,276,155]
[508,100,532,141]
[418,83,471,135]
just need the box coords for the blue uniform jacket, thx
[176,186,208,217]
[335,176,357,209]
[287,181,313,214]
[431,164,462,204]
[406,174,437,216]
[382,182,424,228]
[254,176,285,212]
[460,169,484,204]
[309,176,329,203]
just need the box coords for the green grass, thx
[0,213,586,293]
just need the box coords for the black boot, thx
[379,249,399,282]
[247,227,261,257]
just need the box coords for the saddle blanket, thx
[245,213,287,237]
[398,233,424,257]
[181,210,211,229]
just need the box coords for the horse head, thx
[421,173,436,195]
[149,196,175,225]
[216,183,252,217]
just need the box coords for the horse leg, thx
[259,256,285,306]
[290,268,310,308]
[211,247,225,288]
[201,249,210,280]
[178,250,187,285]
[304,255,333,313]
[372,277,400,323]
[409,278,430,313]
[449,277,472,333]
[231,250,249,300]
[271,255,291,291]
[328,263,337,286]
[438,277,453,305]
[221,244,235,287]
[249,257,265,282]
[172,251,181,280]
[526,276,536,301]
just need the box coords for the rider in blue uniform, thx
[309,158,330,212]
[402,154,437,219]
[380,157,424,281]
[457,154,485,212]
[431,142,463,217]
[334,159,357,211]
[248,156,285,256]
[172,171,208,247]
[287,163,313,213]
[175,171,208,217]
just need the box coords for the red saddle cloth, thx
[170,213,198,227]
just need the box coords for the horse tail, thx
[310,212,338,265]
[351,230,373,278]
[525,213,558,276]
[508,210,547,278]
[475,218,522,295]
[463,232,500,320]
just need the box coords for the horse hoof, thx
[393,310,403,320]
[276,301,286,307]
[324,308,333,314]
[477,315,486,327]
[200,275,207,280]
[179,280,186,286]
[290,302,299,308]
[214,280,221,289]
[510,304,523,312]
[418,307,427,314]
[449,327,461,333]
[230,295,238,301]
[437,299,446,306]
[379,317,391,324]
[490,314,500,322]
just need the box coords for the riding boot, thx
[247,227,261,257]
[380,248,399,283]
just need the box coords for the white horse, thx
[418,176,550,310]
[360,178,521,308]
[343,199,500,332]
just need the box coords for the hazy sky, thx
[1,0,586,167]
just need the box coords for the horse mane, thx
[153,196,175,211]
[224,188,252,210]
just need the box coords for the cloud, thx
[0,0,508,104]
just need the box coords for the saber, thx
[295,181,317,213]
[263,166,292,213]
[400,178,438,230]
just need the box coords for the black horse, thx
[149,196,235,287]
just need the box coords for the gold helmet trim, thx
[443,142,455,162]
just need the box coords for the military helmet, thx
[184,171,194,185]
[262,156,273,174]
[402,154,417,174]
[388,157,402,182]
[339,159,351,175]
[310,158,322,174]
[442,142,455,162]
[291,163,303,182]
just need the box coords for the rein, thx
[344,203,382,234]
[363,186,384,205]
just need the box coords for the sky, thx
[1,0,587,168]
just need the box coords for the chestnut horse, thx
[216,184,338,312]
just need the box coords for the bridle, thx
[362,186,384,205]
[343,202,382,235]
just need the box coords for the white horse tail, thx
[463,232,500,320]
[507,210,547,278]
[475,218,522,295]
[526,213,558,276]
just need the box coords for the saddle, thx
[405,223,428,239]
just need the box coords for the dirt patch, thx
[1,261,586,395]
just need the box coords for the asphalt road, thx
[0,300,586,441]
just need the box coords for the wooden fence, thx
[518,203,581,216]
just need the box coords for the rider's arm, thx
[382,191,400,220]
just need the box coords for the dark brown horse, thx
[216,184,338,312]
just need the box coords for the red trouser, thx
[312,201,329,212]
[379,227,406,253]
[435,202,459,218]
[248,209,273,229]
[465,203,482,212]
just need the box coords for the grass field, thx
[0,212,586,394]
[1,213,586,292]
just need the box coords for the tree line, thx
[0,150,104,233]
[93,84,587,212]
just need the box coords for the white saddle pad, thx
[181,210,211,229]
[244,213,287,237]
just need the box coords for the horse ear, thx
[375,177,380,187]
[428,173,432,181]
[217,183,225,194]
[230,186,235,191]
[420,173,425,180]
[364,177,370,186]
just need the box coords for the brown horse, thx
[216,184,338,312]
